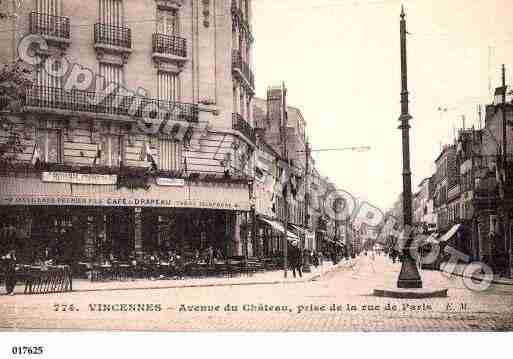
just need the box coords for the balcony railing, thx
[152,33,187,58]
[232,50,255,90]
[22,86,198,123]
[29,12,70,39]
[94,23,131,49]
[232,113,255,143]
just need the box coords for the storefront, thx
[255,216,300,257]
[0,171,251,265]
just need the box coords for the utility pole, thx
[397,6,422,289]
[501,64,512,278]
[304,141,310,249]
[280,82,288,278]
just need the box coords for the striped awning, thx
[260,218,299,241]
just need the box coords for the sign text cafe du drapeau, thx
[0,169,252,268]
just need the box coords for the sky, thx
[251,0,513,211]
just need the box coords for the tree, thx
[0,59,33,161]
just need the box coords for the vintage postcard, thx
[1,0,513,342]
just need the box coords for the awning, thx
[438,224,461,243]
[260,218,299,241]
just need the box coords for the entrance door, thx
[107,208,132,261]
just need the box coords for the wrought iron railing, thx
[152,33,187,58]
[232,50,255,89]
[94,23,131,49]
[232,113,255,143]
[23,86,198,123]
[29,12,70,39]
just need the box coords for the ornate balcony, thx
[21,85,199,123]
[232,113,255,143]
[152,33,188,70]
[94,23,132,61]
[232,50,255,92]
[152,33,187,57]
[29,12,71,48]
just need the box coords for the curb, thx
[8,262,348,295]
[58,264,343,294]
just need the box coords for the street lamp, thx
[397,6,423,289]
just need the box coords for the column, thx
[133,207,143,260]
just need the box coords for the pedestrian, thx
[2,249,17,295]
[289,244,302,278]
[369,250,376,274]
[312,251,319,268]
[207,245,214,266]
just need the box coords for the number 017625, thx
[11,346,44,355]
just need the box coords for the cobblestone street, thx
[1,255,512,331]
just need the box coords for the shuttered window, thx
[36,128,63,163]
[36,0,61,15]
[157,72,179,102]
[157,139,181,171]
[99,63,123,86]
[100,134,125,167]
[98,0,123,27]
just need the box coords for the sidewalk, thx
[439,262,513,286]
[10,260,350,294]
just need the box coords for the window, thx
[36,128,63,163]
[100,134,125,167]
[156,8,178,35]
[36,0,61,15]
[98,0,123,27]
[157,72,179,102]
[240,87,245,118]
[157,138,182,171]
[36,66,62,88]
[233,83,238,113]
[99,63,123,86]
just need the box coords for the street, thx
[1,255,512,331]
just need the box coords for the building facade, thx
[0,0,258,264]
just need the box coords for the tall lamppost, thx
[397,6,423,289]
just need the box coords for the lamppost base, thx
[397,257,423,289]
[373,287,447,299]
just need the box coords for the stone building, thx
[473,93,513,271]
[433,144,457,233]
[0,0,258,264]
[252,87,315,252]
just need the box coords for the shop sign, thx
[156,178,185,187]
[0,195,249,211]
[42,172,117,185]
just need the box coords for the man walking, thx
[289,243,302,279]
[2,249,17,295]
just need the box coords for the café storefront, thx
[0,171,251,267]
